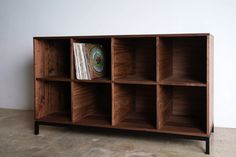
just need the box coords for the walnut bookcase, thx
[34,34,214,154]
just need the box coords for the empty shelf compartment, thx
[113,84,156,129]
[113,37,156,82]
[34,38,71,79]
[158,85,206,134]
[158,36,207,85]
[35,81,71,122]
[72,83,111,126]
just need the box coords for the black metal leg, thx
[205,137,210,154]
[212,123,214,133]
[34,121,213,154]
[34,122,39,135]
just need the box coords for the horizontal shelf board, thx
[76,114,111,126]
[115,112,156,129]
[160,114,206,136]
[34,33,211,39]
[37,112,72,124]
[35,114,208,137]
[73,78,111,83]
[115,122,156,130]
[36,76,71,82]
[114,76,156,85]
[114,80,156,85]
[160,126,206,136]
[35,119,208,137]
[159,76,206,87]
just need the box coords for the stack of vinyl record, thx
[73,43,105,80]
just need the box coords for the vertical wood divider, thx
[70,38,75,80]
[156,36,160,130]
[33,38,37,120]
[70,38,74,122]
[111,37,115,126]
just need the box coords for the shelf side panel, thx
[113,38,135,80]
[112,84,134,125]
[172,37,207,82]
[35,81,71,119]
[34,39,44,78]
[72,83,97,122]
[158,85,172,129]
[70,38,75,80]
[207,35,214,134]
[157,38,173,81]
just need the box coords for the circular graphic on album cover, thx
[91,47,105,73]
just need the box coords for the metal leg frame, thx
[205,137,210,154]
[34,121,39,135]
[212,123,214,133]
[34,121,211,154]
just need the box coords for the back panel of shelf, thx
[112,37,156,83]
[158,85,206,134]
[112,84,156,129]
[35,80,71,122]
[34,38,71,79]
[71,82,111,126]
[157,36,207,86]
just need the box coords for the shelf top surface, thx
[33,33,212,39]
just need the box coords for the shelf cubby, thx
[35,80,71,122]
[113,37,156,83]
[71,37,112,81]
[72,83,111,126]
[34,38,71,79]
[113,84,156,129]
[158,85,206,134]
[158,36,207,86]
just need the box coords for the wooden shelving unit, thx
[34,34,214,154]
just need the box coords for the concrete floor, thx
[0,109,235,157]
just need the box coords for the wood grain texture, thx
[35,81,71,119]
[34,39,70,78]
[113,38,156,81]
[172,37,206,82]
[112,84,134,125]
[172,87,206,118]
[70,38,75,79]
[158,36,207,84]
[38,112,72,124]
[72,83,111,124]
[158,85,206,134]
[207,35,214,134]
[73,78,111,84]
[34,39,44,78]
[36,76,70,82]
[158,85,172,129]
[114,76,156,85]
[113,84,156,128]
[157,37,173,81]
[34,34,213,137]
[158,76,206,87]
